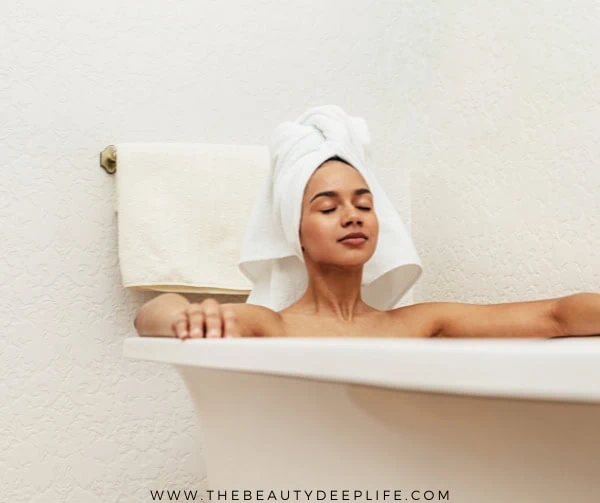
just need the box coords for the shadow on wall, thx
[181,293,249,304]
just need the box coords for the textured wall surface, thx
[4,1,598,501]
[411,1,600,304]
[1,1,421,501]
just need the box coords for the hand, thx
[171,298,240,339]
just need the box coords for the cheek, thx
[372,216,379,234]
[370,209,379,228]
[301,217,334,247]
[370,214,380,242]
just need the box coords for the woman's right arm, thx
[134,293,282,338]
[134,294,279,338]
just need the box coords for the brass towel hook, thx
[100,145,117,174]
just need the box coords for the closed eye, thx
[321,207,371,214]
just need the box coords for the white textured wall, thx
[5,1,597,500]
[1,1,420,500]
[411,1,600,304]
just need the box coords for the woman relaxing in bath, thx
[134,154,598,341]
[134,105,598,340]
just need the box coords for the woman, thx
[134,155,599,340]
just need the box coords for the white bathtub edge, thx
[122,337,600,404]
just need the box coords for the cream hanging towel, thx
[114,142,269,294]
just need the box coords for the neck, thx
[291,261,375,322]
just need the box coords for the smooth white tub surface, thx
[123,337,600,403]
[124,337,600,502]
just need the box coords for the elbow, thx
[133,304,163,338]
[132,293,191,338]
[133,309,146,337]
[133,300,154,337]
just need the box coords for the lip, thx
[338,232,368,242]
[339,237,367,246]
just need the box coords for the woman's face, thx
[299,160,379,266]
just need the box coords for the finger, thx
[188,310,205,338]
[172,316,189,339]
[204,304,222,338]
[201,298,222,338]
[222,309,240,338]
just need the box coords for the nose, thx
[341,205,363,227]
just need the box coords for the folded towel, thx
[238,105,423,311]
[115,142,269,294]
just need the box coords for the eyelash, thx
[321,207,371,214]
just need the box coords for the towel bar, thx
[100,145,117,174]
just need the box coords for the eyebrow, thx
[309,188,372,203]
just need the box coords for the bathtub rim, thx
[123,336,600,404]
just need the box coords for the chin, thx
[340,259,369,268]
[337,250,374,267]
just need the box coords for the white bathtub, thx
[123,337,600,502]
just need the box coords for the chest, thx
[278,313,413,338]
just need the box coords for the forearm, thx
[554,293,600,336]
[134,293,191,337]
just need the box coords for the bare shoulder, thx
[389,302,453,338]
[221,302,283,337]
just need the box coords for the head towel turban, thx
[238,104,422,312]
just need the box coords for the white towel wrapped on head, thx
[238,105,423,311]
[115,142,269,294]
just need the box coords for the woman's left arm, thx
[430,293,600,338]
